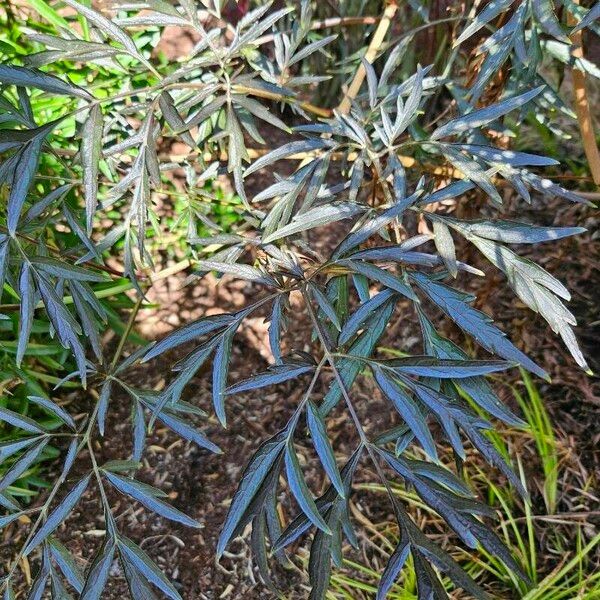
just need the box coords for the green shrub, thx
[0,0,597,597]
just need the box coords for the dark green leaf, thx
[212,326,236,427]
[49,538,85,594]
[339,289,395,345]
[381,356,513,378]
[572,1,600,32]
[341,260,417,300]
[412,273,547,378]
[455,0,517,46]
[533,0,570,42]
[217,433,285,558]
[24,476,91,555]
[143,313,235,361]
[104,471,200,528]
[7,132,48,235]
[310,285,341,331]
[263,203,364,244]
[117,536,181,600]
[376,532,410,600]
[27,395,76,429]
[0,405,45,434]
[81,103,103,234]
[0,65,91,100]
[80,537,115,600]
[17,262,34,367]
[62,0,142,60]
[244,139,333,176]
[0,438,49,491]
[31,256,105,282]
[156,411,221,454]
[285,441,331,534]
[373,367,438,459]
[306,400,345,498]
[431,87,544,140]
[226,363,314,395]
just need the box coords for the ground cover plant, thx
[0,0,598,598]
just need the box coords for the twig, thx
[161,147,466,180]
[109,295,144,371]
[231,84,331,118]
[338,2,398,114]
[568,1,600,187]
[255,16,382,46]
[337,1,398,114]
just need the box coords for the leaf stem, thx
[286,356,327,436]
[109,295,144,372]
[302,285,417,527]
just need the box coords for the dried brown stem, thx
[568,2,600,187]
[337,1,398,114]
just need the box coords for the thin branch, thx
[109,295,144,372]
[301,286,403,515]
[568,2,600,187]
[255,16,382,46]
[231,84,331,118]
[337,1,398,115]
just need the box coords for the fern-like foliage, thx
[0,0,597,598]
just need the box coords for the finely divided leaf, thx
[572,1,600,32]
[380,356,513,378]
[373,367,438,459]
[49,538,85,594]
[217,433,285,557]
[412,273,547,378]
[7,130,48,235]
[244,139,332,176]
[263,203,364,244]
[118,536,182,600]
[143,313,236,361]
[62,0,143,60]
[17,262,35,366]
[226,363,314,395]
[27,395,76,429]
[0,406,45,434]
[0,438,49,491]
[454,0,517,46]
[30,256,105,282]
[80,537,115,600]
[376,533,410,600]
[446,218,585,243]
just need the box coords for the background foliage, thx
[0,0,598,598]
